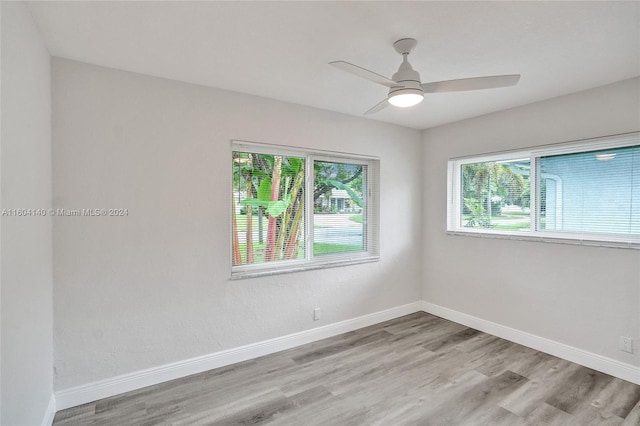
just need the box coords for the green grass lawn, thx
[314,242,363,255]
[462,213,531,231]
[493,222,531,230]
[236,241,363,264]
[349,214,363,224]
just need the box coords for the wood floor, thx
[53,312,640,425]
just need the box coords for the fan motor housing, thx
[389,79,422,93]
[390,66,423,97]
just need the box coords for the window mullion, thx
[530,155,538,232]
[305,154,314,261]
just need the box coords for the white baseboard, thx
[54,299,640,413]
[42,394,56,426]
[54,301,423,411]
[421,301,640,385]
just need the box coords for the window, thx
[232,141,379,278]
[459,157,531,231]
[448,133,640,248]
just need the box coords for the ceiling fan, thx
[329,38,521,115]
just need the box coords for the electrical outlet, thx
[313,307,321,321]
[620,336,633,353]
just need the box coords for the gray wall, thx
[1,2,54,424]
[423,77,640,367]
[51,58,424,390]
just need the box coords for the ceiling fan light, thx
[388,92,424,107]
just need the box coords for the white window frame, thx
[447,132,640,249]
[231,140,380,279]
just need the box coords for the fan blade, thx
[364,98,389,115]
[422,74,520,93]
[330,61,396,87]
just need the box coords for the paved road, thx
[237,214,363,246]
[314,225,363,246]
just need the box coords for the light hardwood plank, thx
[53,312,640,425]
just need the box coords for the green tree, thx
[233,153,304,264]
[462,162,528,227]
[313,162,363,212]
[233,155,366,265]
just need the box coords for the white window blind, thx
[460,158,531,231]
[232,151,306,266]
[538,145,640,238]
[313,159,369,259]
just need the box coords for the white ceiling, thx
[27,1,640,130]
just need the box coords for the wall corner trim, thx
[421,300,640,385]
[54,301,423,411]
[42,394,56,426]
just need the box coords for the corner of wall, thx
[1,2,55,425]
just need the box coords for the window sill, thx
[446,230,640,250]
[231,255,380,280]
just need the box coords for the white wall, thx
[423,78,640,367]
[51,58,423,390]
[1,2,54,424]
